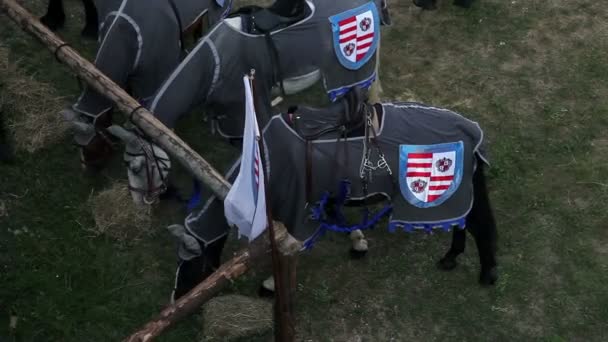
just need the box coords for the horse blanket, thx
[183,102,488,248]
[70,0,232,145]
[147,0,390,139]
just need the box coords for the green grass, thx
[2,0,608,341]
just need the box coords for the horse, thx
[108,86,499,301]
[413,0,475,10]
[60,0,233,171]
[40,0,98,38]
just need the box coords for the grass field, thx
[1,0,608,341]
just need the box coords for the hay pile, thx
[88,181,152,241]
[201,294,273,341]
[0,46,69,153]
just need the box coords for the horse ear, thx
[107,125,137,144]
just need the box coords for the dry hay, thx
[201,294,273,341]
[88,181,152,241]
[0,46,69,153]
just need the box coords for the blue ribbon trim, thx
[187,179,202,213]
[302,179,468,250]
[387,217,466,234]
[327,72,377,102]
[303,179,393,250]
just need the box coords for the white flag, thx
[223,75,268,241]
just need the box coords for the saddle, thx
[290,86,370,140]
[287,86,376,204]
[230,0,310,34]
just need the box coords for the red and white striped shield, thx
[399,142,463,208]
[330,3,380,70]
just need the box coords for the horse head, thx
[106,125,171,205]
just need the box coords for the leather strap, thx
[264,32,286,97]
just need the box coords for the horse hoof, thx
[349,248,368,259]
[40,14,65,31]
[438,256,458,271]
[413,0,438,10]
[81,25,98,39]
[453,0,474,8]
[258,285,275,298]
[479,267,498,286]
[0,146,14,164]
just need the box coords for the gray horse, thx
[61,0,233,170]
[143,0,391,139]
[109,87,498,301]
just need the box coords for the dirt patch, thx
[0,46,69,153]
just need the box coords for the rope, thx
[129,105,145,123]
[53,42,71,62]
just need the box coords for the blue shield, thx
[329,2,380,70]
[398,142,464,208]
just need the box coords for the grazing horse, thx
[111,0,390,204]
[40,0,99,38]
[413,0,475,10]
[60,0,233,171]
[108,87,498,301]
[140,0,391,141]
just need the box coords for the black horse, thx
[40,0,98,38]
[413,0,475,10]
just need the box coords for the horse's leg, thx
[172,234,229,301]
[40,0,66,31]
[259,276,276,297]
[171,161,240,301]
[80,0,99,39]
[465,162,498,285]
[349,229,369,258]
[438,227,467,270]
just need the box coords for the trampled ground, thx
[1,0,607,341]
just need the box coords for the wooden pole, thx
[124,222,301,342]
[0,0,231,200]
[249,71,296,342]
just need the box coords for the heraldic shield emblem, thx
[329,2,380,70]
[399,141,464,208]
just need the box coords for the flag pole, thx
[248,69,296,342]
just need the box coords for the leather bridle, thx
[124,137,171,204]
